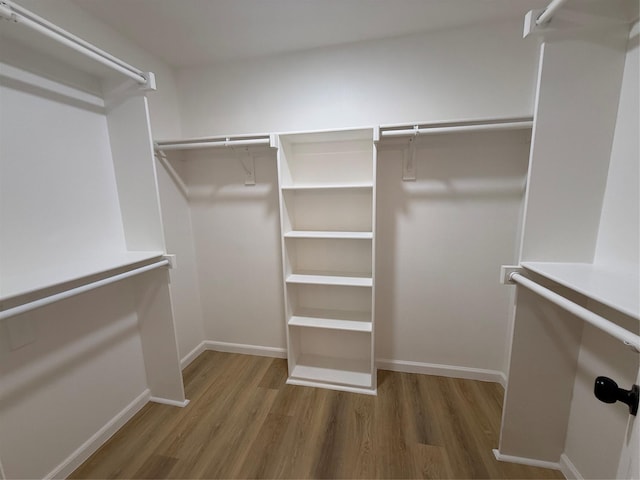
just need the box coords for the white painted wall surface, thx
[176,20,540,137]
[184,149,286,350]
[0,283,147,479]
[376,131,530,376]
[155,159,206,360]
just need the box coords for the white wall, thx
[183,149,286,351]
[177,20,540,137]
[0,284,147,479]
[170,17,540,377]
[376,131,530,377]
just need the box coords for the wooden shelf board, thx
[286,273,373,287]
[284,230,373,239]
[290,354,373,388]
[521,262,640,320]
[1,250,166,302]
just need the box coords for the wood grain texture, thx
[70,351,564,479]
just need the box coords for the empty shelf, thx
[289,355,373,388]
[521,262,640,320]
[286,273,373,287]
[289,315,372,332]
[1,250,166,302]
[281,183,373,190]
[284,231,373,239]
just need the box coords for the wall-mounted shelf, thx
[286,273,373,287]
[521,262,640,320]
[284,231,373,239]
[0,250,165,304]
[276,128,377,395]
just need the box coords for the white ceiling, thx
[71,0,552,68]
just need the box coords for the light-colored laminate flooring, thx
[71,351,564,479]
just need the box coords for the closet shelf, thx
[289,310,372,332]
[284,231,373,239]
[521,262,640,320]
[286,273,373,287]
[281,183,373,191]
[0,250,165,303]
[288,355,373,389]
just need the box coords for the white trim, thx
[149,397,190,408]
[45,389,151,480]
[377,358,507,387]
[559,453,582,480]
[204,340,287,358]
[180,341,208,370]
[492,449,563,472]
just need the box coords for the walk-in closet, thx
[1,0,638,478]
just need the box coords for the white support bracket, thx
[500,265,522,285]
[402,126,419,181]
[0,1,16,21]
[524,8,629,38]
[232,144,256,186]
[162,254,177,270]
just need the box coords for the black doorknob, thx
[594,376,639,416]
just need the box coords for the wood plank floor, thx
[71,351,564,479]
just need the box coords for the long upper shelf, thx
[521,262,640,320]
[1,251,165,304]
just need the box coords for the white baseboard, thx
[45,389,151,480]
[493,449,562,472]
[559,453,582,479]
[378,358,507,387]
[202,340,287,358]
[180,341,208,370]
[149,396,190,408]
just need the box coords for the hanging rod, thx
[380,119,533,138]
[155,136,272,151]
[536,0,570,25]
[0,260,169,321]
[0,1,151,86]
[509,272,640,353]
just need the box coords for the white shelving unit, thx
[0,5,186,403]
[276,128,377,394]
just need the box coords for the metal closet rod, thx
[536,0,570,25]
[0,1,149,85]
[510,272,640,353]
[380,119,533,138]
[0,260,169,321]
[156,137,272,151]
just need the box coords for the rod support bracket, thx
[402,127,419,181]
[140,72,157,92]
[0,1,16,22]
[162,254,177,269]
[500,265,522,285]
